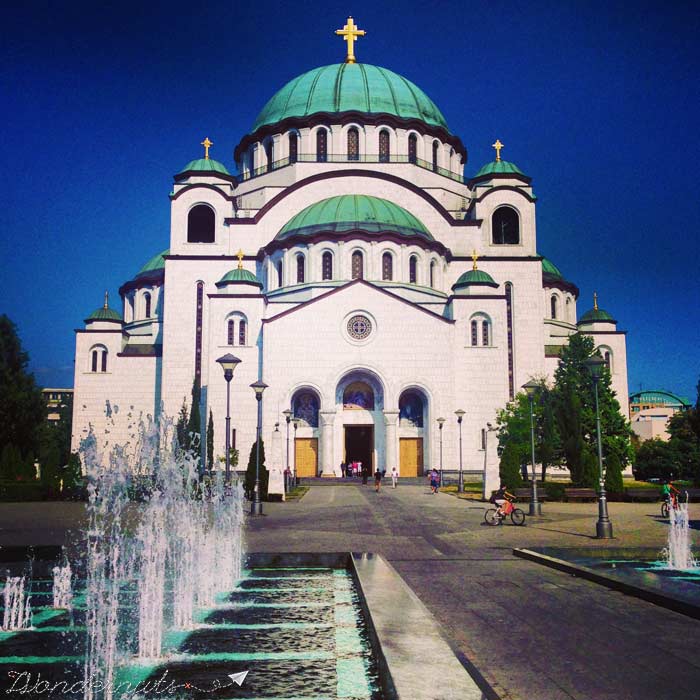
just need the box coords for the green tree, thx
[245,437,268,500]
[176,399,188,451]
[186,378,201,455]
[633,438,681,481]
[0,315,45,463]
[206,410,214,474]
[498,442,523,490]
[666,380,700,482]
[553,333,633,484]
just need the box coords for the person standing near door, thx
[391,467,399,488]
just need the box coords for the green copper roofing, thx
[252,63,449,133]
[216,267,263,288]
[541,257,563,279]
[86,306,122,323]
[137,250,169,276]
[629,390,691,408]
[473,160,525,178]
[579,307,615,323]
[179,158,230,176]
[277,195,433,242]
[452,269,498,290]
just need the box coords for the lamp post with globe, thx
[455,409,465,493]
[522,380,542,516]
[250,380,268,516]
[215,353,241,486]
[436,417,445,487]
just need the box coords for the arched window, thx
[322,251,333,280]
[482,320,490,346]
[144,292,151,318]
[316,129,327,162]
[492,207,520,245]
[605,351,611,369]
[289,132,298,163]
[239,319,247,346]
[409,255,418,284]
[408,133,417,164]
[296,254,305,283]
[399,390,424,427]
[265,140,274,172]
[227,319,234,345]
[187,204,215,243]
[277,260,283,287]
[566,297,572,322]
[432,141,439,172]
[351,251,364,280]
[470,320,478,346]
[551,294,558,319]
[379,130,390,162]
[90,346,108,373]
[429,260,436,288]
[292,390,320,427]
[382,252,393,281]
[347,128,359,161]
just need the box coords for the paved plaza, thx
[1,486,699,700]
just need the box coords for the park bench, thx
[513,487,547,502]
[564,488,597,502]
[625,488,659,502]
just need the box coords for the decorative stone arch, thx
[319,247,335,281]
[142,290,152,319]
[469,311,493,347]
[225,311,248,346]
[380,247,395,281]
[406,130,422,163]
[88,344,108,373]
[396,384,431,476]
[312,125,331,162]
[187,202,216,243]
[550,291,561,320]
[341,122,366,160]
[377,126,394,162]
[348,243,370,280]
[597,345,614,373]
[291,386,321,428]
[491,204,520,245]
[287,129,300,162]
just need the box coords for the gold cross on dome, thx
[492,139,504,162]
[335,16,366,64]
[471,249,479,270]
[201,137,213,160]
[593,292,598,310]
[236,249,244,270]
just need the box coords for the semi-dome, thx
[578,307,615,324]
[137,250,169,277]
[177,158,230,176]
[85,294,122,324]
[276,195,433,242]
[473,159,526,179]
[216,267,263,288]
[451,269,498,291]
[251,63,449,133]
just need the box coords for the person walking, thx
[340,461,346,478]
[374,468,383,493]
[391,466,398,489]
[429,468,439,494]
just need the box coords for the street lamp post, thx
[483,422,496,502]
[584,356,614,539]
[522,380,542,516]
[292,418,300,485]
[216,354,242,486]
[455,409,465,493]
[283,409,292,493]
[436,417,445,488]
[250,380,268,516]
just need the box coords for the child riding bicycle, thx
[490,484,515,516]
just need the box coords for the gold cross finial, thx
[236,249,244,270]
[201,137,213,160]
[335,16,366,64]
[103,291,109,309]
[492,139,504,162]
[471,249,479,270]
[593,292,598,310]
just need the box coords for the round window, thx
[347,314,372,340]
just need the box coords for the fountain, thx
[52,562,73,610]
[663,496,698,570]
[1,576,31,631]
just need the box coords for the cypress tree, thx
[207,409,214,474]
[245,437,268,500]
[499,443,524,490]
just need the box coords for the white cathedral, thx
[72,19,628,493]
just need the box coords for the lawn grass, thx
[284,485,309,501]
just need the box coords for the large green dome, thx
[276,195,433,242]
[252,63,449,133]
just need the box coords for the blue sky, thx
[1,0,698,402]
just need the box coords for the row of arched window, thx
[227,315,247,346]
[90,346,108,373]
[470,317,491,347]
[549,293,575,322]
[281,251,439,287]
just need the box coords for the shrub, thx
[499,443,524,490]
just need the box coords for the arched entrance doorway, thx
[291,388,320,477]
[336,370,385,476]
[398,388,428,476]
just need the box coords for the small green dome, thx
[216,267,263,288]
[579,307,615,324]
[252,63,449,133]
[473,160,525,178]
[86,306,122,323]
[452,269,498,291]
[541,257,563,279]
[137,249,169,276]
[277,195,433,242]
[179,158,230,176]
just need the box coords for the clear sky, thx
[1,0,698,402]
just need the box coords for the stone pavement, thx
[2,488,699,700]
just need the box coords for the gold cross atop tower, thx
[593,292,598,310]
[471,249,479,270]
[492,139,504,162]
[335,16,365,64]
[236,249,244,270]
[201,137,213,160]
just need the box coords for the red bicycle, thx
[484,496,526,526]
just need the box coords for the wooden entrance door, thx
[399,438,423,477]
[295,438,318,477]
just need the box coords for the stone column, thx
[383,410,400,472]
[319,411,337,476]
